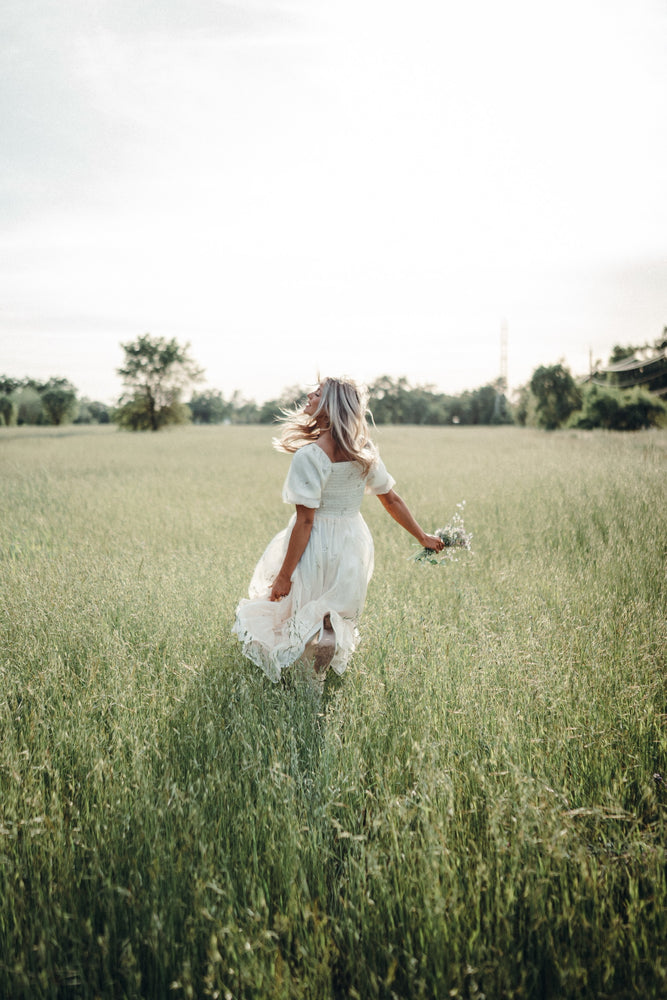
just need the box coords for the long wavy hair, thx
[274,377,376,475]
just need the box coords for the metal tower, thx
[493,321,509,422]
[499,319,508,393]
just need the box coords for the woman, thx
[232,377,444,683]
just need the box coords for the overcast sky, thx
[1,0,666,404]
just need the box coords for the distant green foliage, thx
[530,363,582,430]
[570,383,667,430]
[609,343,640,364]
[115,396,192,431]
[41,386,78,426]
[608,332,667,365]
[513,383,535,427]
[0,375,110,427]
[185,379,515,427]
[257,385,306,424]
[115,334,204,431]
[189,389,230,424]
[368,376,513,425]
[0,395,17,426]
[12,385,45,425]
[75,399,111,424]
[0,376,21,395]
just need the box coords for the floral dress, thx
[232,443,395,682]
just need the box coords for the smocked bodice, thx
[281,442,396,517]
[317,463,367,518]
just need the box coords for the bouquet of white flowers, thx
[414,501,473,564]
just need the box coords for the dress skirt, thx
[232,510,375,683]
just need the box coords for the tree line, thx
[1,332,665,432]
[188,377,515,428]
[0,376,111,427]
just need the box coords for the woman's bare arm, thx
[377,489,444,551]
[269,505,315,601]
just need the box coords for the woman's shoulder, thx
[291,442,332,469]
[364,447,395,494]
[297,440,329,457]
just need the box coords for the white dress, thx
[232,443,395,682]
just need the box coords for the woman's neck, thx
[316,429,347,463]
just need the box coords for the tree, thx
[0,376,20,395]
[608,333,667,365]
[13,386,44,425]
[115,334,204,431]
[457,383,509,425]
[568,384,622,430]
[0,395,17,426]
[609,344,641,364]
[368,376,411,423]
[258,385,306,424]
[530,363,582,430]
[569,383,666,430]
[75,399,111,424]
[189,389,230,424]
[612,386,666,429]
[227,390,260,424]
[41,384,78,425]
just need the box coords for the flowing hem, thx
[232,606,357,683]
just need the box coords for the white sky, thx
[1,0,666,404]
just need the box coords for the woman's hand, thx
[270,572,292,602]
[269,505,314,602]
[421,533,445,552]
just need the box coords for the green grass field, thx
[1,424,665,999]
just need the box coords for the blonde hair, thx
[274,377,376,475]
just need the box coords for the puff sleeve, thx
[282,445,330,508]
[365,455,396,496]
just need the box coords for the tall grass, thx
[0,424,665,998]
